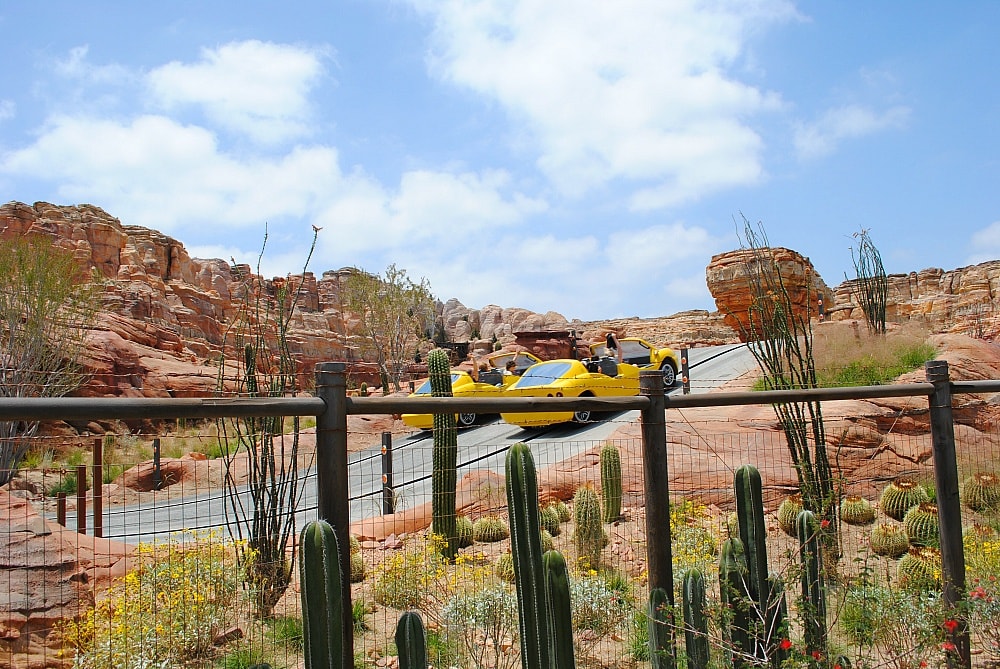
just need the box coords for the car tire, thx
[660,361,678,387]
[458,412,477,427]
[572,409,592,423]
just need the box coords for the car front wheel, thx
[572,409,592,423]
[458,412,477,427]
[660,361,677,387]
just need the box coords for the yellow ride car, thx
[591,337,681,386]
[499,357,641,428]
[401,351,542,430]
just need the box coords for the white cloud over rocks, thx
[793,104,910,160]
[409,0,796,206]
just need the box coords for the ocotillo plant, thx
[543,550,576,669]
[299,519,344,669]
[395,611,428,669]
[683,568,710,669]
[600,442,623,522]
[648,587,674,669]
[428,349,459,560]
[796,509,827,658]
[505,441,550,669]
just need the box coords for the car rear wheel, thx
[660,361,677,387]
[572,409,592,423]
[458,412,477,427]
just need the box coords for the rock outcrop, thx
[705,247,836,342]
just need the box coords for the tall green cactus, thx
[796,510,827,658]
[543,550,576,669]
[428,349,459,560]
[683,568,710,669]
[505,442,550,669]
[395,611,428,669]
[600,443,623,522]
[719,538,751,669]
[572,483,605,570]
[299,519,344,669]
[648,587,674,669]
[734,465,769,611]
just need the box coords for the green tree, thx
[342,264,435,392]
[0,236,97,485]
[217,227,318,618]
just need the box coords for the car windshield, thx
[413,373,463,395]
[513,361,573,388]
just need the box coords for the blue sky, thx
[1,1,997,321]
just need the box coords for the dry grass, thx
[812,321,936,387]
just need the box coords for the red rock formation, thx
[706,247,836,342]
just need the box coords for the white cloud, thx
[967,221,1000,264]
[147,40,328,145]
[55,45,132,84]
[794,104,910,159]
[0,100,13,121]
[409,0,794,205]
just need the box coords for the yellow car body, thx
[401,351,542,430]
[499,357,641,428]
[591,337,681,386]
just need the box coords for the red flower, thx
[920,662,928,668]
[943,619,959,633]
[970,586,990,601]
[779,639,793,651]
[942,641,957,652]
[820,519,830,529]
[811,651,822,661]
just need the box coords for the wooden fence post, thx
[75,464,87,535]
[93,437,103,538]
[926,360,970,669]
[314,361,352,668]
[640,369,675,659]
[381,432,395,515]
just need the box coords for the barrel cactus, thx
[552,500,571,523]
[540,529,555,552]
[495,552,516,583]
[473,515,510,543]
[902,503,940,547]
[600,443,623,523]
[456,515,474,548]
[540,505,562,536]
[396,611,428,669]
[350,552,366,583]
[897,546,942,590]
[840,496,876,525]
[572,483,606,571]
[777,494,803,537]
[349,535,362,554]
[870,522,909,558]
[962,472,1000,512]
[879,477,930,521]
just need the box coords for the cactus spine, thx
[505,442,550,669]
[765,574,789,669]
[962,472,1000,512]
[299,519,344,669]
[543,550,576,669]
[573,483,606,570]
[600,443,623,522]
[648,586,674,669]
[796,510,827,658]
[395,611,427,669]
[428,349,459,560]
[870,522,909,557]
[683,568,710,669]
[897,546,942,590]
[840,496,876,525]
[777,494,803,538]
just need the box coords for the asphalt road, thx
[62,343,755,544]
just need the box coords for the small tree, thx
[217,227,318,618]
[730,216,838,554]
[0,236,97,485]
[849,228,888,335]
[342,264,435,392]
